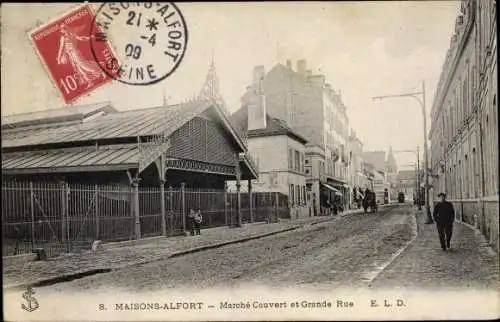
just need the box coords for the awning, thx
[342,184,349,189]
[321,182,343,196]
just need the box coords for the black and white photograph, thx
[1,1,498,321]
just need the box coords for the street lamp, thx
[372,81,433,224]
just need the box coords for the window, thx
[302,186,306,205]
[295,150,300,171]
[290,184,294,206]
[288,148,293,170]
[295,185,300,205]
[300,153,304,172]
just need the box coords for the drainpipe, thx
[478,117,486,231]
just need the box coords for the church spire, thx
[197,55,229,116]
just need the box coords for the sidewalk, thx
[3,209,362,290]
[371,208,500,290]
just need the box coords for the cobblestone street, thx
[6,204,498,296]
[40,205,415,293]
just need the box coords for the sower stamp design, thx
[90,2,188,86]
[29,5,119,103]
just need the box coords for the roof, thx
[2,144,139,174]
[2,100,247,152]
[1,100,257,179]
[1,102,116,129]
[230,105,308,144]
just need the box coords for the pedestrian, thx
[188,209,203,236]
[433,192,455,251]
[325,200,332,215]
[331,202,338,215]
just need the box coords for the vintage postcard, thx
[1,1,498,321]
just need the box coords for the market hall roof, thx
[2,100,246,151]
[2,144,140,174]
[2,101,257,179]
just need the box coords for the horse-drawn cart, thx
[362,190,378,213]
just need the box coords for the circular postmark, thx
[90,2,188,86]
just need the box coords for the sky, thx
[1,2,461,170]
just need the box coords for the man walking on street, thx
[433,192,455,251]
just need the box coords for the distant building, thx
[362,148,397,203]
[396,170,418,202]
[230,66,310,219]
[428,0,498,251]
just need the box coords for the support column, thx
[155,155,168,237]
[168,186,174,236]
[248,179,254,223]
[236,182,242,227]
[224,181,229,226]
[160,179,166,236]
[95,184,100,240]
[132,178,141,240]
[181,182,187,235]
[235,163,242,228]
[60,182,67,243]
[30,182,35,250]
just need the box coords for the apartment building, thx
[252,60,351,212]
[231,66,309,218]
[429,0,498,251]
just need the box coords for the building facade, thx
[251,60,351,212]
[348,129,369,206]
[230,66,310,219]
[429,0,498,251]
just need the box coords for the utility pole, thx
[417,146,421,210]
[421,81,432,223]
[372,81,433,224]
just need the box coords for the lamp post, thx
[372,81,433,224]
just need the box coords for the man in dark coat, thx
[433,192,455,251]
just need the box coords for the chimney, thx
[252,65,265,90]
[248,66,267,131]
[297,59,306,75]
[286,59,292,69]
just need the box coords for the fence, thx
[2,181,289,258]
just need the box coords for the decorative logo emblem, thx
[21,286,40,312]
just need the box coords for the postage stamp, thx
[29,5,120,104]
[90,2,188,86]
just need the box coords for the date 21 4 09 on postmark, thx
[90,2,188,86]
[30,5,120,104]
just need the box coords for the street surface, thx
[44,205,416,292]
